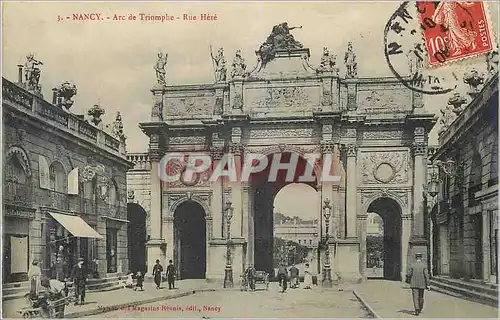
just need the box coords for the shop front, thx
[42,210,104,279]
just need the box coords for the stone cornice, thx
[248,115,314,125]
[434,73,498,159]
[138,121,169,136]
[4,105,133,168]
[156,83,228,92]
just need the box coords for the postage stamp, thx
[417,2,494,66]
[384,2,459,95]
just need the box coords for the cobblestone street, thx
[85,283,372,318]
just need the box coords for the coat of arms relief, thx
[360,151,408,184]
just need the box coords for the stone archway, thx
[250,151,319,277]
[127,203,147,273]
[366,197,403,281]
[173,200,207,279]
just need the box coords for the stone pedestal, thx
[206,238,246,282]
[335,239,362,283]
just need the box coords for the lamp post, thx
[223,200,234,288]
[322,199,332,287]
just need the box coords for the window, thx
[468,152,483,207]
[490,137,498,186]
[49,162,66,193]
[106,228,118,273]
[5,155,27,184]
[309,239,312,245]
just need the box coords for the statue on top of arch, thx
[316,47,337,74]
[256,22,303,67]
[24,53,44,91]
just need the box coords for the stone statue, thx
[344,42,358,78]
[154,52,168,85]
[110,112,125,141]
[211,47,227,82]
[486,50,499,76]
[88,103,105,127]
[447,92,467,115]
[317,47,337,74]
[56,81,77,110]
[256,22,303,66]
[24,53,43,90]
[230,49,247,78]
[438,104,457,136]
[407,44,424,75]
[463,68,485,96]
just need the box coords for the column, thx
[411,127,428,259]
[346,144,358,238]
[210,147,224,239]
[146,135,166,273]
[230,143,243,238]
[332,143,341,239]
[242,183,250,268]
[401,213,412,280]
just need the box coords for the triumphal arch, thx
[128,23,436,283]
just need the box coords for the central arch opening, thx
[173,201,206,279]
[251,152,319,279]
[366,197,402,281]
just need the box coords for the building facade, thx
[430,64,498,284]
[274,219,319,249]
[2,59,133,283]
[127,24,436,283]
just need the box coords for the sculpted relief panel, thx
[360,151,409,184]
[357,89,412,113]
[250,128,315,139]
[164,95,214,117]
[245,86,320,110]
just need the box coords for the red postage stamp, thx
[417,1,494,66]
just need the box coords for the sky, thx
[2,1,498,221]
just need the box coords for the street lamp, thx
[223,200,234,288]
[322,198,332,287]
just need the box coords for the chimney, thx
[52,88,58,104]
[17,65,23,83]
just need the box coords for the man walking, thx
[277,264,288,293]
[71,258,87,305]
[166,260,176,290]
[152,259,163,289]
[289,264,299,288]
[244,264,256,291]
[407,253,430,316]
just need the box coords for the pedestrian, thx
[71,257,87,305]
[124,271,134,289]
[166,260,176,290]
[289,264,299,288]
[406,253,430,316]
[303,263,312,289]
[277,264,288,293]
[28,259,41,299]
[134,271,144,291]
[244,264,256,291]
[152,259,163,289]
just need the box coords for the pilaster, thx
[411,127,427,243]
[345,142,358,238]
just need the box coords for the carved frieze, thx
[167,191,212,217]
[165,96,213,116]
[362,130,404,140]
[360,151,408,184]
[345,128,357,138]
[247,86,316,109]
[250,128,314,139]
[320,141,335,154]
[357,89,412,112]
[361,189,409,211]
[168,136,206,145]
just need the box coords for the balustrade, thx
[126,153,151,170]
[2,80,33,111]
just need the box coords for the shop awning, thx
[48,212,104,239]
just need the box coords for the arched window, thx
[49,162,66,193]
[5,154,27,184]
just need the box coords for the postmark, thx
[417,2,494,66]
[384,2,459,95]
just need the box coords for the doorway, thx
[173,201,206,279]
[366,197,402,281]
[127,203,147,273]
